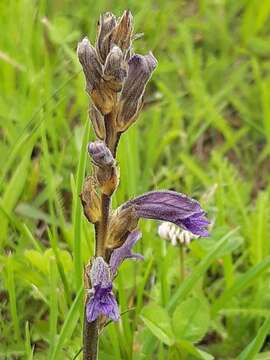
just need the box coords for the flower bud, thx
[88,141,115,167]
[116,52,157,132]
[77,37,116,115]
[77,38,102,93]
[88,141,118,195]
[89,104,106,140]
[104,46,127,91]
[111,10,133,53]
[80,177,101,223]
[96,12,117,64]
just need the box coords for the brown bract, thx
[80,177,101,223]
[106,207,138,249]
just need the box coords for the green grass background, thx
[1,0,270,359]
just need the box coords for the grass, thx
[1,0,270,359]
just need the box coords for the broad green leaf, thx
[24,250,47,274]
[172,297,210,343]
[140,303,175,346]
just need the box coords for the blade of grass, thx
[167,229,236,312]
[50,286,84,360]
[49,258,58,358]
[212,256,270,315]
[5,256,21,343]
[24,321,34,360]
[236,315,270,360]
[74,119,90,290]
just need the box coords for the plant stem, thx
[83,193,111,359]
[104,113,121,157]
[83,300,99,360]
[96,193,111,256]
[179,245,185,283]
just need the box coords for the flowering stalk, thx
[77,10,209,360]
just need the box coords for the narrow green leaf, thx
[0,150,31,245]
[49,259,58,357]
[50,286,84,360]
[5,256,21,342]
[167,229,235,311]
[237,316,270,360]
[212,256,270,314]
[74,119,90,290]
[25,322,34,360]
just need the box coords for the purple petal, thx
[86,284,119,322]
[110,230,144,276]
[121,191,209,237]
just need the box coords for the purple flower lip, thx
[86,257,119,322]
[121,190,210,237]
[86,284,119,322]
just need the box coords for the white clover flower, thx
[158,221,199,246]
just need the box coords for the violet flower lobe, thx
[109,230,144,276]
[120,190,209,237]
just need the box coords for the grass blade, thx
[237,316,270,360]
[73,119,90,290]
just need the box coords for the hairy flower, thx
[121,190,209,237]
[110,230,143,276]
[86,257,119,322]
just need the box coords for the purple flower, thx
[86,257,119,322]
[110,230,144,276]
[121,190,209,237]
